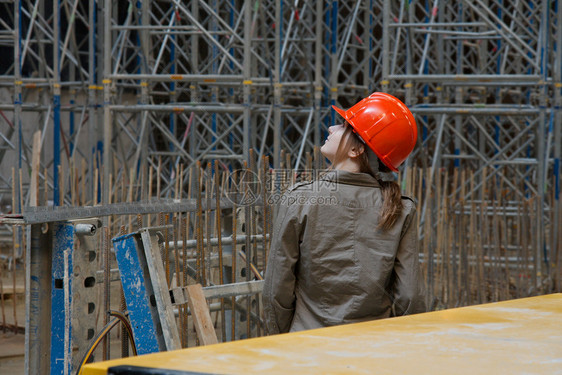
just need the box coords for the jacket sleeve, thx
[390,202,427,316]
[262,196,301,334]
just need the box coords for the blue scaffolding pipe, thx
[50,222,74,375]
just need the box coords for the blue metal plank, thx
[50,222,74,375]
[112,233,160,355]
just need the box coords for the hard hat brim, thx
[332,105,348,121]
[332,104,362,137]
[332,102,368,145]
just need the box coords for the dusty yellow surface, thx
[83,294,562,375]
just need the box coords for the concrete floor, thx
[0,333,25,374]
[0,279,25,374]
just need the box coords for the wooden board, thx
[185,284,218,346]
[83,294,562,375]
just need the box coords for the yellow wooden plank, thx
[83,294,562,375]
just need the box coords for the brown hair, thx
[333,126,403,231]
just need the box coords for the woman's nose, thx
[328,126,336,134]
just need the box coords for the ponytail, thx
[377,180,402,231]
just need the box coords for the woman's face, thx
[320,123,347,162]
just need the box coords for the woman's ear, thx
[348,144,365,158]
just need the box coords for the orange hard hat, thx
[332,92,417,172]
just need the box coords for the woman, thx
[263,92,426,334]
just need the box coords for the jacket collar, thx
[320,169,381,188]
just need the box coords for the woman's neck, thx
[332,158,362,173]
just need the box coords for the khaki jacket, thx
[263,170,426,334]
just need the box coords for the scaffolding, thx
[0,0,561,360]
[0,1,557,202]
